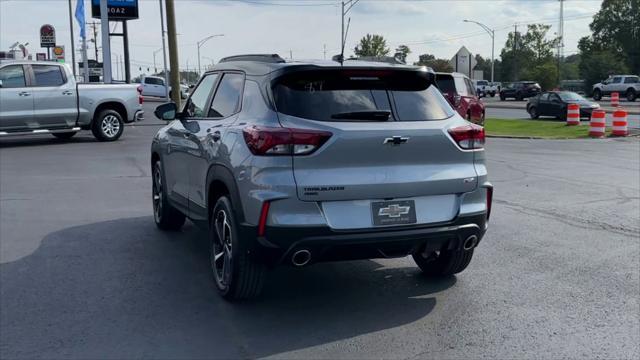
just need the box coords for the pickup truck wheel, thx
[152,161,186,231]
[626,89,637,102]
[92,109,124,141]
[592,89,602,101]
[499,93,506,101]
[210,196,266,300]
[52,132,77,139]
[413,249,474,276]
[489,92,495,97]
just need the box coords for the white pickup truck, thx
[0,60,143,141]
[592,75,639,102]
[473,80,500,97]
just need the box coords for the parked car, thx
[0,60,143,141]
[592,75,639,102]
[473,79,489,97]
[499,81,541,101]
[526,91,600,120]
[435,72,485,125]
[140,75,188,99]
[151,54,492,300]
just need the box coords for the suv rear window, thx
[436,75,455,94]
[274,70,453,122]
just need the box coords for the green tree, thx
[414,53,453,72]
[394,45,411,63]
[578,37,629,92]
[523,62,558,90]
[354,34,390,57]
[499,24,560,85]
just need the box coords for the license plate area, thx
[371,200,417,226]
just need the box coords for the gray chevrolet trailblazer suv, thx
[151,54,492,300]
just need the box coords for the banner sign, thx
[36,53,46,61]
[91,0,139,20]
[40,24,56,48]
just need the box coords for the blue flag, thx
[75,0,86,40]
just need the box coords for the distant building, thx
[449,46,478,79]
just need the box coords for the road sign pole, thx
[99,0,112,83]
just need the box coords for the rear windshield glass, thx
[274,70,453,122]
[435,76,455,93]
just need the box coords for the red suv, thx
[435,72,485,125]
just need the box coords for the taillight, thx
[138,95,143,105]
[486,186,493,221]
[448,124,485,150]
[243,126,332,156]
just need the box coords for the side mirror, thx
[0,79,3,88]
[189,84,195,89]
[154,102,177,121]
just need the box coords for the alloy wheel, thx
[212,209,233,288]
[101,115,121,138]
[152,165,163,223]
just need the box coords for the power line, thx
[234,0,337,7]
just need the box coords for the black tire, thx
[413,249,474,276]
[490,92,495,97]
[500,93,506,101]
[52,131,77,139]
[152,160,186,231]
[528,106,539,119]
[515,92,523,101]
[592,89,602,101]
[626,89,637,102]
[92,109,124,141]
[210,196,267,300]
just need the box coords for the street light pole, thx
[463,19,495,82]
[197,34,224,76]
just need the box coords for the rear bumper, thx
[242,213,488,266]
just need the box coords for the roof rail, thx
[219,54,286,64]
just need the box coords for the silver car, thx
[151,54,492,300]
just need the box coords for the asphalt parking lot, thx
[1,103,639,359]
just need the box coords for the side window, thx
[624,77,639,84]
[32,65,65,86]
[612,77,622,84]
[209,73,244,118]
[454,77,468,96]
[550,93,561,102]
[539,93,549,101]
[465,78,476,96]
[185,73,218,117]
[0,65,26,88]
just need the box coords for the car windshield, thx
[274,70,454,122]
[558,92,586,101]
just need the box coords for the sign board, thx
[36,53,46,61]
[40,24,56,48]
[79,60,104,76]
[53,46,65,62]
[91,0,139,20]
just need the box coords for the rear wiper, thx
[330,111,391,121]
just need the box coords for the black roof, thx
[206,54,424,77]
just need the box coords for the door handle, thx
[18,92,31,97]
[211,131,221,142]
[62,90,74,95]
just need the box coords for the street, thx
[1,103,638,359]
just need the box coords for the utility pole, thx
[99,0,112,83]
[166,0,180,106]
[67,0,77,77]
[289,49,293,59]
[159,0,169,100]
[89,21,99,61]
[513,24,518,81]
[557,0,564,87]
[323,44,327,60]
[340,0,359,62]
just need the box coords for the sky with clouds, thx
[0,0,602,78]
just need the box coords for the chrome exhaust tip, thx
[291,249,311,267]
[463,235,478,251]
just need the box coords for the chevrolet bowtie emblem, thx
[383,136,409,145]
[378,204,411,218]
